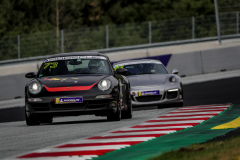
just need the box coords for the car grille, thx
[167,91,178,99]
[51,102,87,110]
[136,95,162,102]
[32,100,109,111]
[32,103,50,111]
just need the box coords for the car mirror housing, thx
[25,72,37,78]
[172,69,179,75]
[116,68,128,75]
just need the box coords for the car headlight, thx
[29,82,42,95]
[169,76,178,85]
[98,79,111,91]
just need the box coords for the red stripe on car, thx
[43,81,98,92]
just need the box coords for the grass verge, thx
[149,129,240,160]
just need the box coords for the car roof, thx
[114,59,162,65]
[47,52,108,59]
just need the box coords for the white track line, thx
[45,145,131,152]
[70,137,156,144]
[172,109,226,112]
[107,131,175,136]
[180,105,229,109]
[165,111,222,116]
[177,106,229,110]
[142,120,204,124]
[123,126,192,131]
[155,116,214,120]
[13,155,99,160]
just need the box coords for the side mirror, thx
[172,69,178,75]
[116,68,128,75]
[25,72,36,78]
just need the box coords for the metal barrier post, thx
[18,35,20,59]
[237,12,239,34]
[61,30,64,53]
[106,25,109,49]
[192,17,195,39]
[214,0,222,45]
[149,21,152,44]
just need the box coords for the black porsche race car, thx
[25,52,131,126]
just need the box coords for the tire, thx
[122,97,132,119]
[25,112,40,126]
[107,103,121,121]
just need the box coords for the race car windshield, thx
[38,58,111,77]
[121,63,168,76]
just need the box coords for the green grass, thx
[149,131,240,160]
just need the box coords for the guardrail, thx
[0,33,239,66]
[0,11,240,64]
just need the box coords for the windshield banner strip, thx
[116,61,161,67]
[43,81,98,92]
[44,56,106,63]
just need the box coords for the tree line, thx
[0,0,239,60]
[0,0,218,37]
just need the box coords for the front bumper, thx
[131,85,183,107]
[26,97,118,118]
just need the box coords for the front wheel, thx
[107,103,121,121]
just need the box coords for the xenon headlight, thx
[169,76,178,85]
[98,79,111,91]
[29,82,42,95]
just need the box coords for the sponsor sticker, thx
[44,59,50,63]
[44,56,106,63]
[139,90,159,96]
[55,97,83,104]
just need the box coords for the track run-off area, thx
[1,76,240,160]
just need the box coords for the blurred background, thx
[0,0,239,59]
[1,2,240,160]
[1,0,240,100]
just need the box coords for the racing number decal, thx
[44,62,58,69]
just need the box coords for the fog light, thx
[168,89,179,92]
[95,95,112,99]
[28,98,42,102]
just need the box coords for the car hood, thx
[127,74,168,87]
[38,75,107,88]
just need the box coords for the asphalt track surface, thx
[0,77,240,159]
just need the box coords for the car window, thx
[38,58,111,77]
[114,61,168,76]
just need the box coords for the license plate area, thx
[139,90,160,96]
[55,97,83,104]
